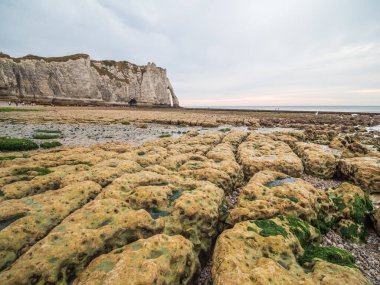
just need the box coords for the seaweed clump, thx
[298,246,355,268]
[253,219,288,238]
[0,138,38,151]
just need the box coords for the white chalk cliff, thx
[0,53,179,107]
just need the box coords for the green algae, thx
[275,194,299,203]
[159,133,172,138]
[131,244,143,251]
[93,261,115,272]
[254,220,288,238]
[0,138,38,151]
[332,196,346,211]
[146,249,164,259]
[0,154,30,161]
[247,226,257,232]
[35,129,62,134]
[351,193,373,224]
[40,141,62,149]
[32,134,60,140]
[49,257,59,263]
[285,215,313,247]
[13,167,52,176]
[339,222,367,243]
[298,246,355,268]
[219,128,231,133]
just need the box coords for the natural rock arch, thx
[167,86,175,107]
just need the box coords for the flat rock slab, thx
[237,133,303,178]
[227,170,327,225]
[338,157,380,193]
[0,181,102,271]
[74,234,198,285]
[294,142,338,179]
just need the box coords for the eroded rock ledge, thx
[0,130,378,284]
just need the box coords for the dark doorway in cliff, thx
[128,98,137,106]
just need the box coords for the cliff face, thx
[0,53,179,107]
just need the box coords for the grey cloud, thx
[0,0,379,106]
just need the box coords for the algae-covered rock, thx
[338,157,380,193]
[60,160,142,187]
[206,142,236,161]
[221,130,248,149]
[228,173,373,242]
[336,219,367,243]
[294,142,338,178]
[212,217,371,285]
[327,182,373,242]
[0,199,162,284]
[237,133,303,178]
[0,181,102,271]
[74,234,199,285]
[228,171,327,225]
[118,145,169,167]
[98,171,225,256]
[179,132,224,146]
[0,165,89,201]
[159,152,242,193]
[268,130,304,148]
[330,136,380,158]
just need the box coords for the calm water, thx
[187,106,380,113]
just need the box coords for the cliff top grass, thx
[7,53,89,63]
[0,138,39,151]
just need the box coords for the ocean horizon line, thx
[184,105,380,113]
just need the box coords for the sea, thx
[186,106,380,113]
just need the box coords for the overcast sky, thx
[0,0,379,106]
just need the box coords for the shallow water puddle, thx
[169,190,182,205]
[146,207,170,219]
[256,127,303,133]
[264,177,297,188]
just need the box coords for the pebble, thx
[301,174,341,190]
[322,230,380,285]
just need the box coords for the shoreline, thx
[183,106,380,115]
[2,101,380,115]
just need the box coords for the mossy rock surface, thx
[212,217,370,285]
[299,246,355,267]
[40,141,62,149]
[74,234,199,285]
[32,134,60,139]
[0,138,38,151]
